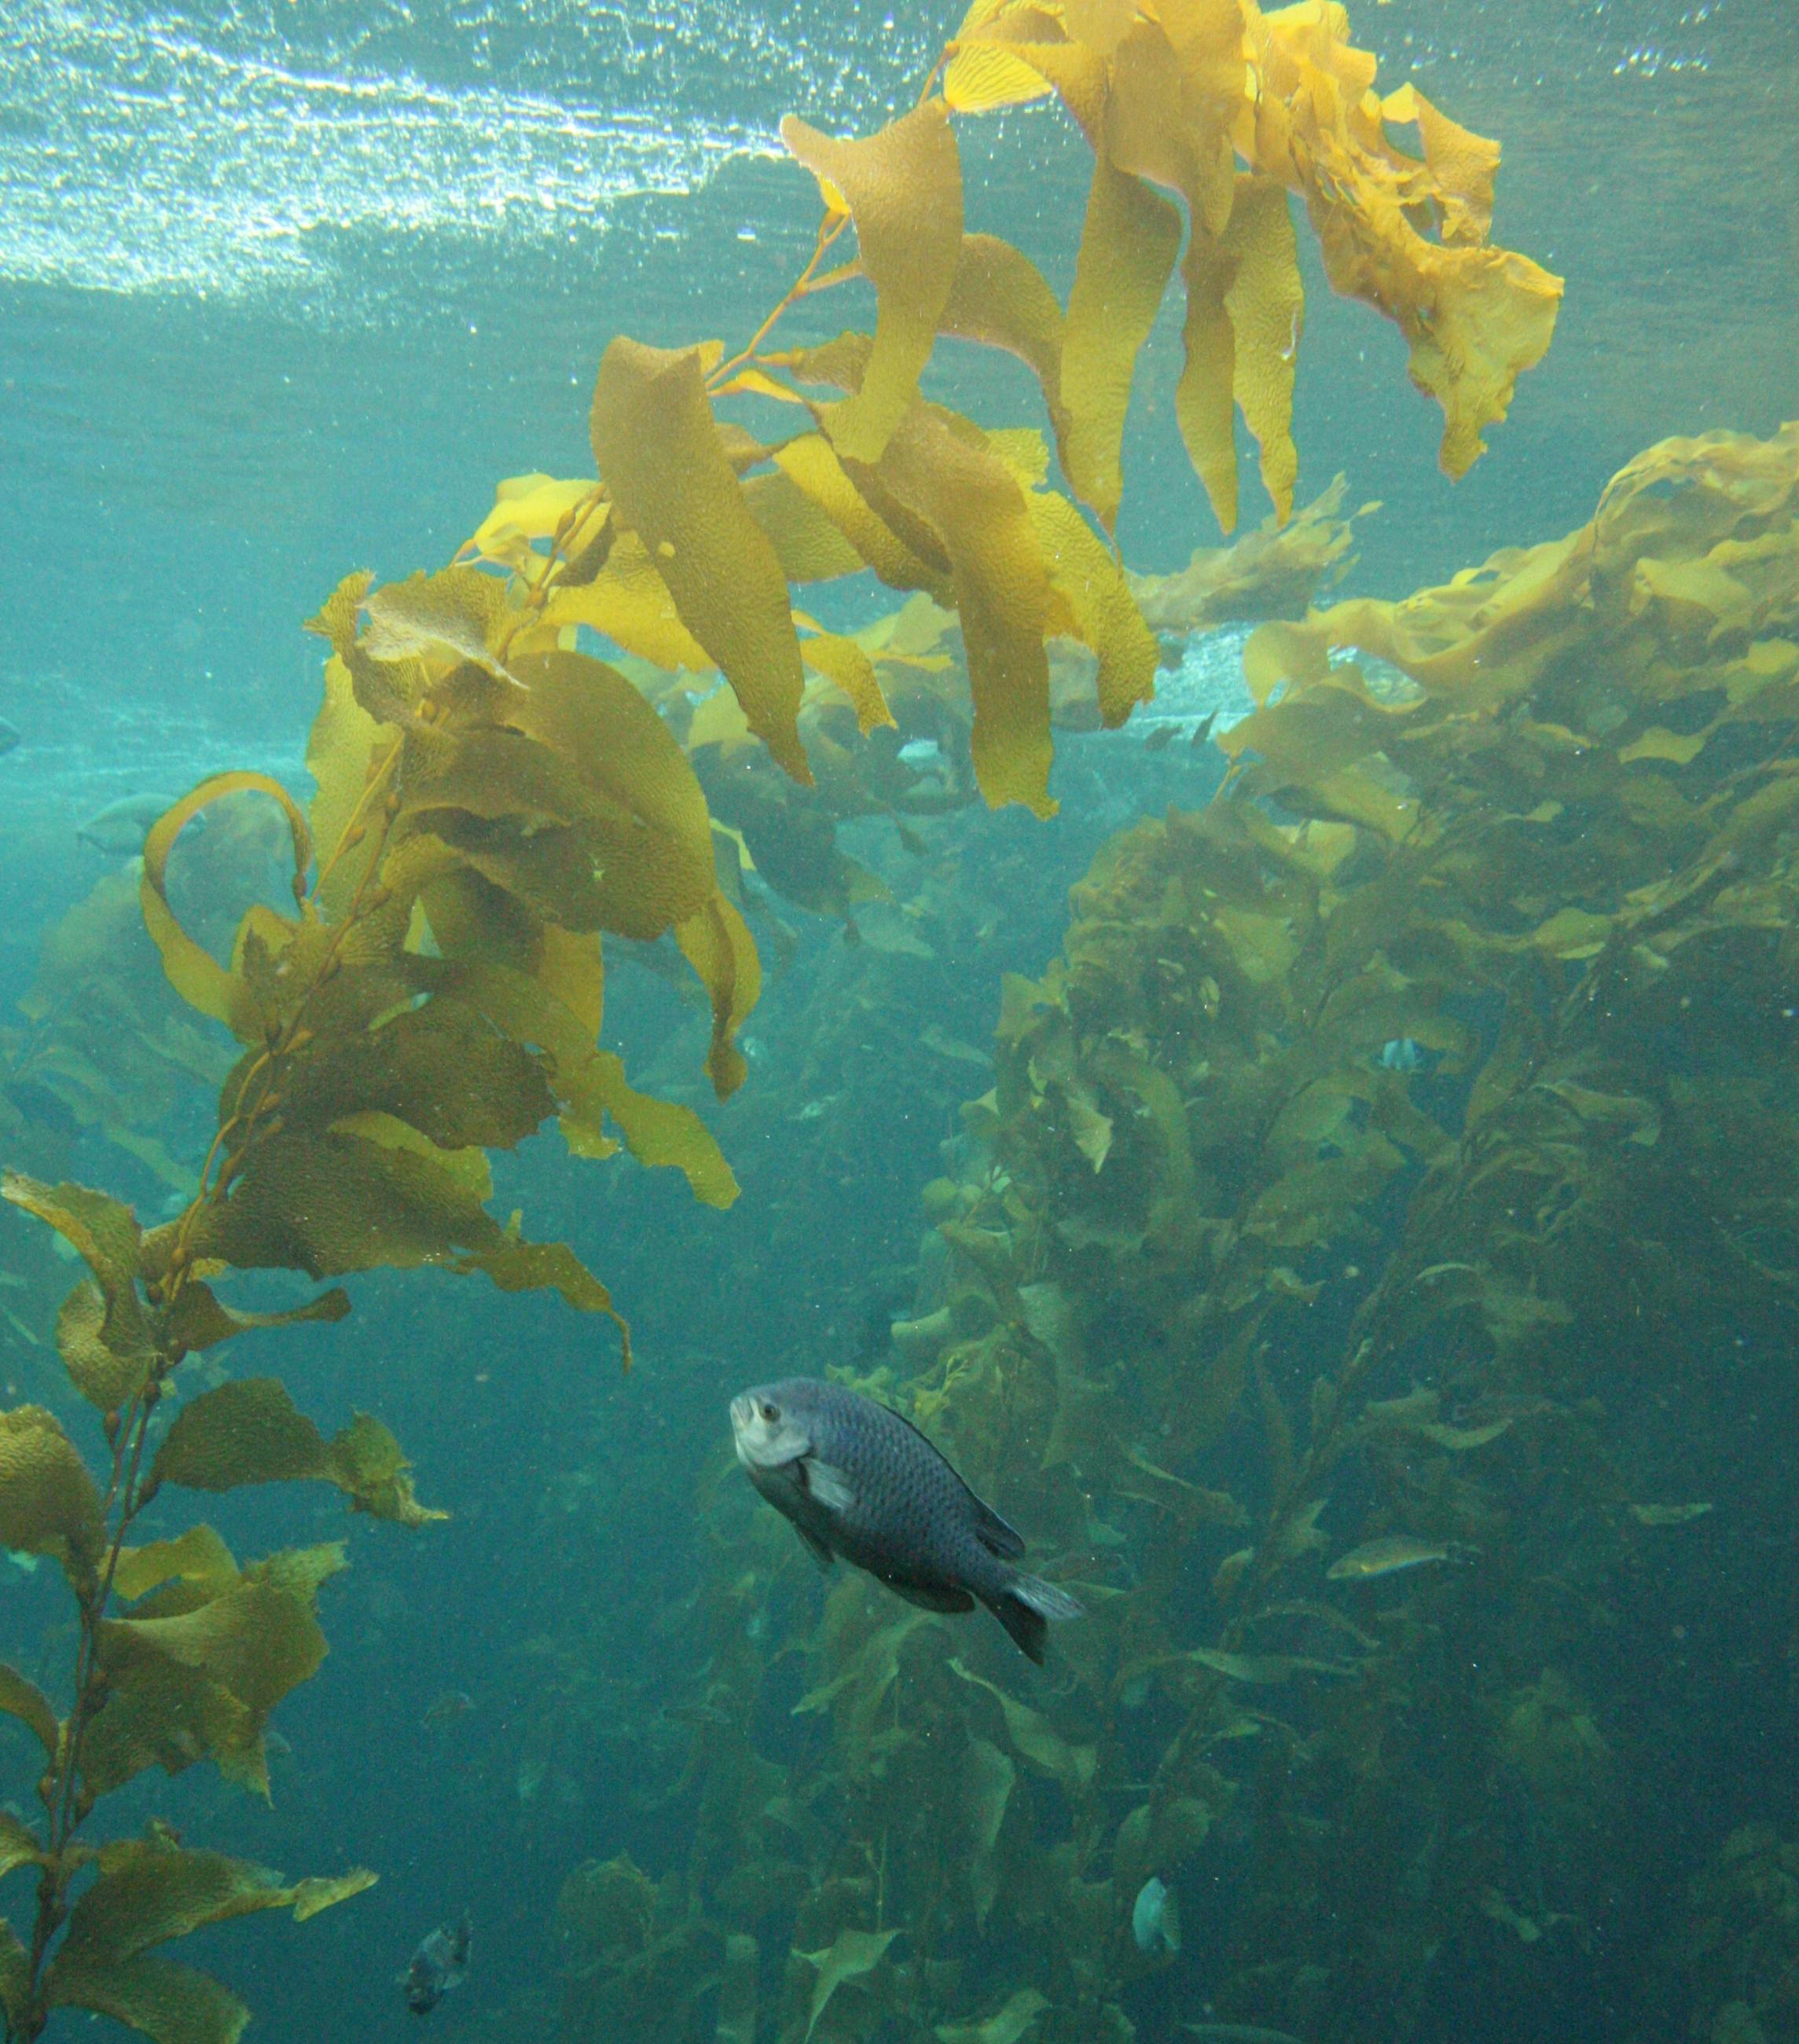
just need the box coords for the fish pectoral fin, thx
[967,1495,1026,1561]
[883,1578,975,1614]
[792,1521,835,1572]
[801,1456,856,1513]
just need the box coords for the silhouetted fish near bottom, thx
[402,1913,471,2016]
[731,1377,1082,1663]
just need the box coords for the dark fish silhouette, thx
[76,793,184,856]
[401,1912,471,2016]
[730,1376,1081,1663]
[0,718,19,757]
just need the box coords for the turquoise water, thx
[1,1,1797,2040]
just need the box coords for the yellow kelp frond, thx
[591,338,811,783]
[876,405,1056,816]
[780,101,964,464]
[1245,0,1562,479]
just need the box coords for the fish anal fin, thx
[884,1578,975,1615]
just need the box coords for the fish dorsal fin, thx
[882,1403,1026,1559]
[802,1455,856,1514]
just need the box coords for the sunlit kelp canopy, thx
[0,2,1562,2038]
[564,423,1799,2044]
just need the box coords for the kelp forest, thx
[2,2,1795,2042]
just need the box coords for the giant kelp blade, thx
[772,432,951,600]
[1059,158,1182,534]
[0,1661,59,1762]
[304,655,388,924]
[162,1283,351,1356]
[501,648,721,938]
[4,1172,156,1408]
[321,1411,448,1526]
[590,338,810,782]
[543,530,714,673]
[780,101,964,465]
[676,892,763,1099]
[48,1950,251,2044]
[1221,176,1304,523]
[0,1405,104,1576]
[1025,489,1158,727]
[46,1840,375,2043]
[590,1050,740,1209]
[940,233,1071,475]
[799,1926,901,2044]
[140,776,312,1044]
[876,405,1056,816]
[150,1378,331,1493]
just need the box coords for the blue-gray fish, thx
[76,793,183,856]
[0,718,20,757]
[731,1377,1082,1663]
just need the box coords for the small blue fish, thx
[731,1378,1081,1662]
[401,1913,470,2016]
[1379,1037,1426,1073]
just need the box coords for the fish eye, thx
[758,1400,779,1422]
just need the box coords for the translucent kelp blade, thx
[590,338,811,782]
[141,776,312,1044]
[1059,158,1182,534]
[780,101,964,464]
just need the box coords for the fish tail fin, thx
[990,1572,1084,1664]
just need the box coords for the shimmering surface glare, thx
[0,0,942,301]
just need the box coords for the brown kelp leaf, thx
[458,473,606,573]
[321,1412,449,1527]
[940,233,1070,468]
[780,101,964,464]
[590,1051,740,1209]
[305,655,389,923]
[772,432,951,600]
[1025,489,1158,727]
[799,1927,901,2044]
[1059,159,1181,533]
[152,1379,330,1493]
[48,1951,250,2044]
[0,1406,103,1574]
[0,1921,28,2035]
[57,1279,155,1411]
[798,624,896,735]
[181,1116,618,1323]
[46,1839,375,2044]
[1174,218,1240,530]
[161,1282,352,1356]
[742,472,868,583]
[0,1812,42,1881]
[141,775,312,1043]
[936,1988,1050,2044]
[361,565,520,684]
[543,530,714,673]
[951,1659,1096,1794]
[501,648,721,938]
[675,891,762,1099]
[88,1544,344,1795]
[590,338,810,781]
[112,1524,238,1603]
[1222,175,1304,523]
[876,405,1055,815]
[0,1661,59,1760]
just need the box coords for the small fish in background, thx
[75,793,184,856]
[1378,1036,1426,1073]
[730,1376,1082,1664]
[421,1688,474,1730]
[401,1912,471,2016]
[1133,1874,1181,1954]
[1327,1532,1475,1581]
[0,718,20,757]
